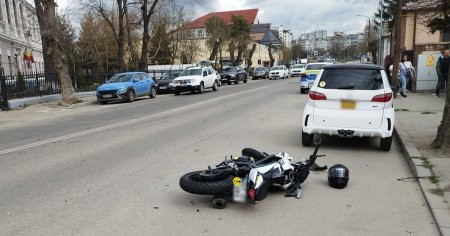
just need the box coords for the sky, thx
[55,0,381,39]
[184,0,381,38]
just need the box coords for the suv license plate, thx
[341,100,356,109]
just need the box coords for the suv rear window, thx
[318,69,384,90]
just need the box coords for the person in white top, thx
[389,54,415,97]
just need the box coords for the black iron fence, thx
[0,68,185,109]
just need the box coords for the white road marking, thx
[0,85,272,155]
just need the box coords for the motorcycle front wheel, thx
[179,170,234,195]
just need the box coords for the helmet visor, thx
[329,167,348,178]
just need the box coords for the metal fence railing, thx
[0,68,187,109]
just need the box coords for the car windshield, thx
[255,67,265,71]
[306,64,327,70]
[108,74,133,83]
[222,67,237,72]
[180,69,202,76]
[292,65,304,69]
[318,69,384,90]
[272,66,284,70]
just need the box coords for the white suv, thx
[269,65,289,79]
[171,66,219,95]
[302,64,395,151]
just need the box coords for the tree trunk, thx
[268,44,275,67]
[124,1,139,70]
[139,0,159,71]
[208,40,219,61]
[229,42,236,66]
[432,73,450,148]
[245,44,256,72]
[391,0,403,87]
[34,0,78,105]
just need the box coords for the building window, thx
[443,30,450,42]
[5,0,11,25]
[13,0,19,27]
[0,1,3,22]
[197,29,203,38]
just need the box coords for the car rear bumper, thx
[300,81,314,89]
[302,105,395,138]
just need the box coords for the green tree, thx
[205,16,229,63]
[228,15,251,66]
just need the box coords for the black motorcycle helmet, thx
[328,164,349,189]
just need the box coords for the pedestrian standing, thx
[435,49,450,97]
[389,54,415,97]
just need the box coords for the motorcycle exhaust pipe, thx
[213,198,226,209]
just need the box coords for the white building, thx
[273,25,293,48]
[0,0,43,75]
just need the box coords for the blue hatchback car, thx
[96,72,157,104]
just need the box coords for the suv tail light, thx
[309,91,327,100]
[371,93,392,102]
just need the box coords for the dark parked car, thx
[219,66,248,85]
[252,67,269,80]
[155,72,180,93]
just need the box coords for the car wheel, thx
[234,79,239,85]
[300,88,306,94]
[100,101,107,105]
[302,130,314,146]
[198,83,204,94]
[269,78,272,80]
[174,89,180,95]
[228,81,232,85]
[127,90,135,102]
[212,81,218,91]
[149,87,157,98]
[380,136,393,151]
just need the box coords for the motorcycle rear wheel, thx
[179,171,234,195]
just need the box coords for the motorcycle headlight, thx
[117,88,126,94]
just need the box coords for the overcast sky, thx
[184,0,381,38]
[55,0,381,38]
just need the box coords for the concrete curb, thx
[394,127,450,236]
[6,92,96,110]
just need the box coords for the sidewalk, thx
[393,91,450,235]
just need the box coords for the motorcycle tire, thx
[241,148,266,160]
[179,171,234,195]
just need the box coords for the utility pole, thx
[379,0,384,65]
[392,0,403,87]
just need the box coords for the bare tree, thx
[138,0,159,70]
[34,0,78,104]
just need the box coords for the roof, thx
[403,0,441,11]
[185,9,258,29]
[322,64,384,70]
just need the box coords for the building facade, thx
[0,0,43,75]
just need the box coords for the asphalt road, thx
[0,79,439,235]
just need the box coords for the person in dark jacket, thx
[435,49,450,97]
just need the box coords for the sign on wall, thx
[416,52,441,91]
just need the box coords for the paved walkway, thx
[394,90,450,235]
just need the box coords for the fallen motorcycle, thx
[179,142,326,208]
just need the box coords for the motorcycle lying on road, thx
[179,142,327,208]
